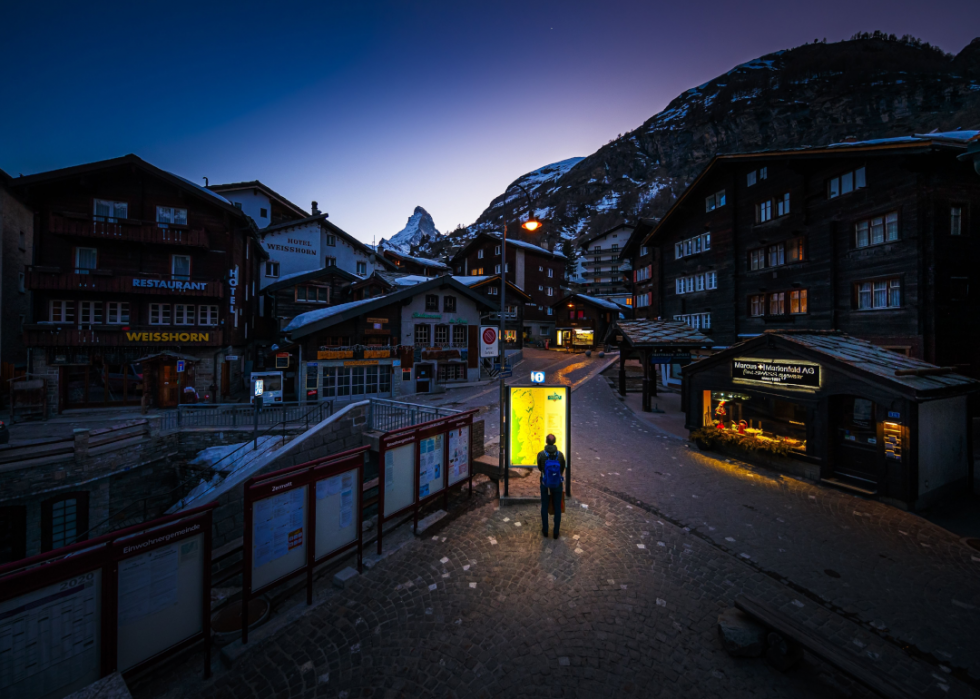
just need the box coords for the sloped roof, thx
[610,320,714,347]
[450,232,565,263]
[382,248,450,270]
[208,180,309,219]
[262,265,359,294]
[576,223,634,251]
[286,275,498,338]
[687,331,978,399]
[456,274,532,302]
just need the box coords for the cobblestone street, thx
[132,351,979,698]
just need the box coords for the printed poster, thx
[253,488,305,568]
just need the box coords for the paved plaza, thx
[132,349,979,698]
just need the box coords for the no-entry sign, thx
[480,326,498,358]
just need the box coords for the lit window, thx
[790,289,808,314]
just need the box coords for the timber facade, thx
[635,133,980,378]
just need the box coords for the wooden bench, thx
[735,595,921,699]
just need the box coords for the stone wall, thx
[209,402,370,549]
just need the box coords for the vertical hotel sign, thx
[229,265,239,328]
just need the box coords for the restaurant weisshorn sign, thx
[732,359,820,389]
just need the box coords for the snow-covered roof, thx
[454,276,490,286]
[826,131,979,148]
[171,173,233,205]
[284,297,378,332]
[386,250,450,269]
[574,294,625,312]
[391,275,432,286]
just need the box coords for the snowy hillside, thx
[380,206,441,253]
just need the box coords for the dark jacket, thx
[537,444,566,478]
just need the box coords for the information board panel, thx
[418,432,445,499]
[314,467,359,560]
[383,437,417,518]
[0,569,102,699]
[250,485,308,592]
[116,531,204,672]
[508,385,569,467]
[448,424,470,486]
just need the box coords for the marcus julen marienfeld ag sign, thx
[732,359,820,389]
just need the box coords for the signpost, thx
[176,360,185,373]
[253,378,264,450]
[530,371,545,384]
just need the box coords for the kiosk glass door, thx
[834,396,879,486]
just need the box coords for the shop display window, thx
[705,390,808,455]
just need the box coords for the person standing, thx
[537,434,566,539]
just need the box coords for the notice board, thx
[383,434,417,518]
[508,385,569,467]
[448,423,470,486]
[418,432,445,499]
[0,568,103,699]
[250,485,308,592]
[115,526,205,672]
[315,467,359,560]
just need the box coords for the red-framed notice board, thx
[0,504,216,699]
[377,427,418,555]
[242,446,368,643]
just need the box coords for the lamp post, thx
[498,183,542,497]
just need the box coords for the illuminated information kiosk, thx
[506,385,571,496]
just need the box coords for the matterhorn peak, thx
[383,206,441,253]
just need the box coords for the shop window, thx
[198,305,219,325]
[857,279,901,310]
[749,295,765,317]
[0,506,26,564]
[93,199,128,221]
[172,255,191,281]
[503,329,517,342]
[708,391,807,455]
[174,304,195,325]
[266,261,280,278]
[351,367,365,396]
[49,300,75,323]
[149,303,171,325]
[366,365,379,394]
[789,289,808,314]
[156,206,188,225]
[950,205,963,236]
[828,167,866,199]
[414,323,431,345]
[434,325,449,345]
[78,301,103,327]
[425,295,439,312]
[42,492,89,552]
[855,211,899,248]
[75,247,98,272]
[443,295,456,312]
[452,325,467,345]
[106,302,129,324]
[438,363,466,382]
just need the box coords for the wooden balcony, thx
[49,213,210,248]
[26,268,224,298]
[24,324,224,348]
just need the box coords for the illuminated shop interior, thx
[703,390,809,455]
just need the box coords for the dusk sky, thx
[3,1,978,244]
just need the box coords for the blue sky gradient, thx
[2,0,978,243]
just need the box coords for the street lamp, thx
[499,183,541,497]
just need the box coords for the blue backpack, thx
[543,451,563,489]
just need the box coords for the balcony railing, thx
[26,268,224,298]
[24,324,224,347]
[49,213,210,248]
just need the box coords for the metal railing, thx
[367,398,460,432]
[159,400,334,432]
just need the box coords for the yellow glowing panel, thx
[508,386,569,467]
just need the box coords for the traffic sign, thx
[479,326,499,358]
[530,371,545,384]
[177,360,185,373]
[254,379,264,397]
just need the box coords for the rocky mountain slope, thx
[379,206,441,252]
[413,35,980,261]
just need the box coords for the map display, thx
[508,386,568,467]
[418,434,444,499]
[448,425,470,486]
[0,570,102,699]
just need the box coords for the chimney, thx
[311,201,320,215]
